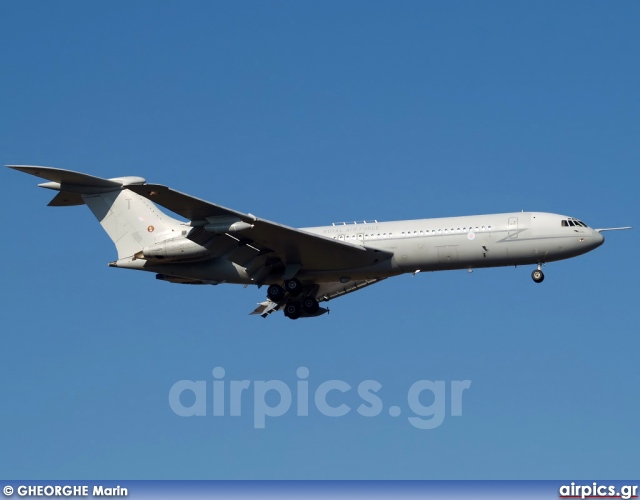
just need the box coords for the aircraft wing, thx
[128,183,393,273]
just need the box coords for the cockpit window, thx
[563,219,589,228]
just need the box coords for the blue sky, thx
[1,1,638,479]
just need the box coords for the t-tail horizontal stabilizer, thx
[8,165,185,260]
[7,165,147,206]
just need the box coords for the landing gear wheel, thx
[284,278,303,296]
[284,302,301,320]
[267,284,285,302]
[302,297,319,314]
[531,269,544,283]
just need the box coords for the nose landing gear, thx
[531,264,545,283]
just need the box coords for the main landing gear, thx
[266,279,320,320]
[531,264,545,283]
[284,278,303,296]
[267,284,285,302]
[302,296,320,314]
[283,296,320,320]
[266,279,305,301]
[284,302,302,320]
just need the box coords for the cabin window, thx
[568,220,575,226]
[561,220,568,227]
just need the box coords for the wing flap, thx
[250,300,280,317]
[227,243,262,267]
[315,278,385,302]
[250,278,386,318]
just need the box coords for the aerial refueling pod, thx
[203,221,253,234]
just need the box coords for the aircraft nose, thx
[593,229,605,248]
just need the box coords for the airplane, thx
[9,165,631,319]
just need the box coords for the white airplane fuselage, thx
[13,165,623,319]
[130,211,604,285]
[297,211,603,280]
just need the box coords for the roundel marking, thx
[147,225,155,233]
[467,232,475,240]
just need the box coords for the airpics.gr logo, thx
[168,367,471,429]
[559,482,638,500]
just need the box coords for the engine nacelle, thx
[139,238,210,261]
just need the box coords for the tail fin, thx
[8,165,184,259]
